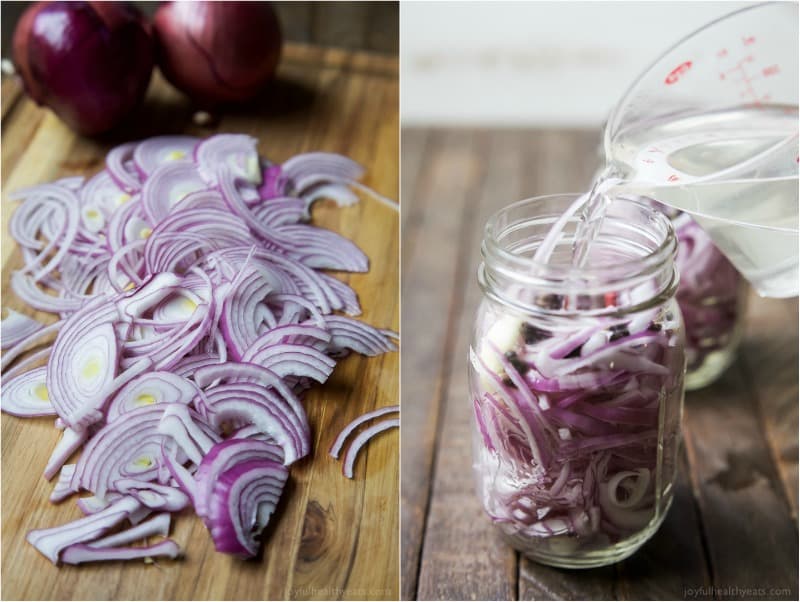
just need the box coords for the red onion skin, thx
[12,1,154,136]
[153,1,282,104]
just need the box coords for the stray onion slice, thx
[329,406,400,459]
[341,418,400,479]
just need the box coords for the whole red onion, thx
[12,1,155,136]
[153,1,282,105]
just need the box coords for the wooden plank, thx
[366,2,400,55]
[683,351,798,600]
[312,2,371,52]
[416,130,521,601]
[274,1,314,45]
[399,129,429,234]
[400,129,487,600]
[739,294,799,517]
[1,75,23,122]
[1,45,398,601]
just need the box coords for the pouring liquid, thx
[575,105,799,297]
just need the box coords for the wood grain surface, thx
[401,128,798,601]
[1,44,398,601]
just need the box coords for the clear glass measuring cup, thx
[601,2,799,298]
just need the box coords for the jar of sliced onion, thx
[469,194,685,568]
[669,210,748,390]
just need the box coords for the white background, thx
[401,1,756,127]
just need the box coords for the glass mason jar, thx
[469,194,685,568]
[669,209,748,390]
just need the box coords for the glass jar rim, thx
[479,193,678,315]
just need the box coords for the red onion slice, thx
[1,366,57,417]
[106,143,142,194]
[114,479,190,511]
[280,152,364,195]
[133,136,200,177]
[1,309,45,348]
[157,404,220,464]
[50,464,77,503]
[44,427,88,481]
[204,459,288,557]
[71,405,173,498]
[196,134,261,185]
[324,315,398,356]
[341,418,400,479]
[329,406,400,459]
[61,539,181,565]
[194,438,284,518]
[88,512,170,548]
[27,496,141,564]
[106,371,198,421]
[199,382,309,465]
[141,161,208,224]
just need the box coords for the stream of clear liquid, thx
[557,105,799,297]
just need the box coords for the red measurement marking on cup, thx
[717,48,729,58]
[664,61,692,85]
[721,57,762,104]
[742,35,756,46]
[667,175,680,182]
[762,64,780,77]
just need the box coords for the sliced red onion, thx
[27,496,140,564]
[204,459,288,557]
[76,495,114,516]
[1,309,45,348]
[61,539,181,565]
[251,197,306,227]
[80,171,132,218]
[324,315,398,356]
[194,438,283,518]
[106,142,142,194]
[157,404,220,465]
[106,371,198,421]
[114,479,190,511]
[194,362,307,425]
[160,441,199,502]
[199,381,309,465]
[0,312,63,371]
[241,342,336,383]
[1,366,56,417]
[44,427,88,481]
[141,161,208,224]
[50,464,77,503]
[280,152,364,196]
[88,512,170,548]
[46,299,120,428]
[329,406,400,459]
[4,133,398,566]
[8,184,81,282]
[133,136,200,178]
[71,405,173,498]
[195,134,261,185]
[341,418,399,479]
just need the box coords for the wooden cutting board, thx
[1,44,399,601]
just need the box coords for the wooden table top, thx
[401,128,798,601]
[1,44,398,601]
